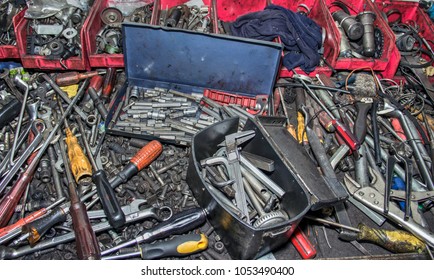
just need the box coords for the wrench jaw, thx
[344,168,434,248]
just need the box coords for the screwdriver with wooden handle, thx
[103,233,208,260]
[76,116,163,229]
[58,135,100,259]
[305,215,426,253]
[57,98,92,182]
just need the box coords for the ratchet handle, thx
[93,170,125,229]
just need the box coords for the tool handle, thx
[65,129,92,182]
[332,119,360,151]
[111,140,163,188]
[0,99,21,129]
[354,102,371,143]
[131,140,163,171]
[357,224,426,253]
[290,227,317,259]
[101,68,116,100]
[93,170,125,229]
[22,207,67,245]
[88,75,103,92]
[0,208,47,238]
[69,202,101,259]
[55,71,99,87]
[141,233,208,259]
[142,208,206,244]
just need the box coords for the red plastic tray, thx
[214,0,336,78]
[85,0,154,68]
[0,9,26,59]
[204,89,268,110]
[15,8,90,70]
[324,0,399,75]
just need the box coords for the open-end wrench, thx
[86,199,171,220]
[0,206,173,259]
[0,120,46,195]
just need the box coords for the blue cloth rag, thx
[230,5,322,73]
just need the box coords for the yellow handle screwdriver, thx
[305,215,426,253]
[57,98,92,182]
[102,233,208,260]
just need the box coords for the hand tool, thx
[0,120,45,195]
[0,198,65,239]
[290,226,317,259]
[47,146,64,199]
[422,111,434,178]
[0,79,86,227]
[352,74,377,143]
[101,207,207,256]
[0,98,21,130]
[55,71,101,87]
[0,206,171,259]
[218,131,255,222]
[305,215,426,253]
[379,100,433,190]
[102,233,208,260]
[88,87,108,120]
[58,133,100,259]
[0,124,31,177]
[77,116,163,229]
[294,87,308,144]
[344,168,434,247]
[57,98,92,182]
[40,73,88,121]
[10,76,29,165]
[101,68,116,101]
[292,71,360,152]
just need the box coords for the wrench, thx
[0,120,46,195]
[0,206,173,259]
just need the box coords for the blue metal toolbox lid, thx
[122,23,283,96]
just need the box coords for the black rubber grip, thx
[93,170,125,229]
[140,233,206,259]
[354,102,372,144]
[0,99,21,129]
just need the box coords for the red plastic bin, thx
[85,0,154,68]
[0,9,26,59]
[272,0,338,78]
[375,0,434,66]
[15,9,90,70]
[324,0,399,74]
[151,0,215,31]
[214,0,335,78]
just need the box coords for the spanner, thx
[0,120,46,195]
[0,206,173,259]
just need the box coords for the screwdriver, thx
[102,207,207,256]
[55,71,101,87]
[0,198,65,239]
[305,215,426,253]
[76,116,163,229]
[103,233,208,260]
[58,135,100,259]
[290,226,317,259]
[292,69,360,152]
[57,98,92,182]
